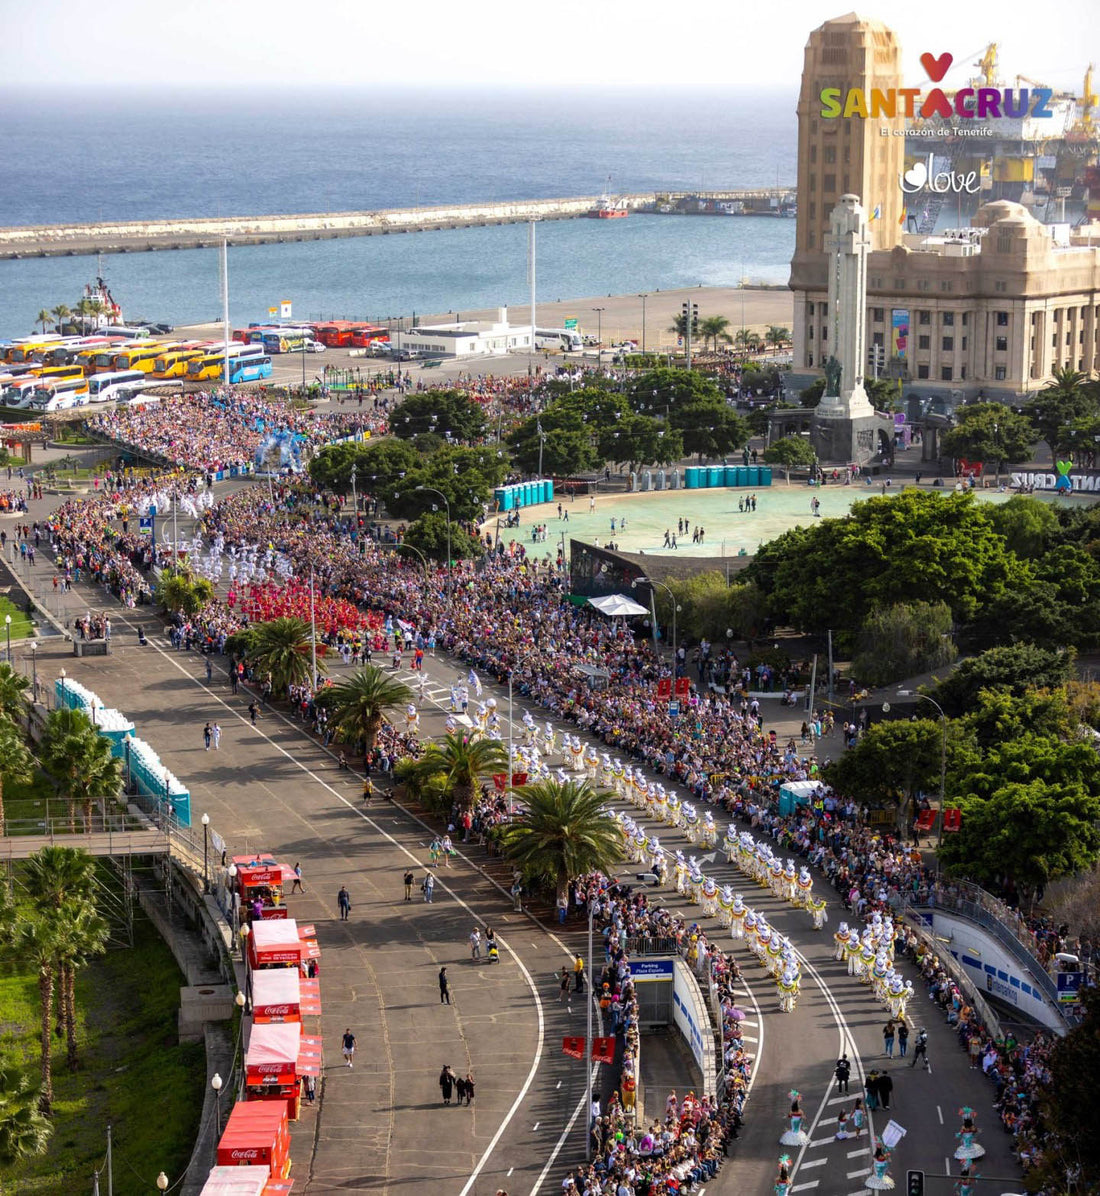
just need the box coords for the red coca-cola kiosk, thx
[247,919,321,976]
[216,1101,292,1176]
[232,854,296,922]
[200,1166,294,1196]
[251,969,322,1024]
[244,1022,323,1121]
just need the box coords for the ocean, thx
[0,86,802,336]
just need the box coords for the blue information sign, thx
[629,959,674,981]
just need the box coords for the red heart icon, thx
[920,51,953,83]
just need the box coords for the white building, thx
[396,307,533,358]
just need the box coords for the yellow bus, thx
[186,343,265,380]
[151,347,209,379]
[89,339,159,372]
[111,342,181,372]
[6,337,66,364]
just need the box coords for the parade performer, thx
[954,1108,986,1163]
[612,758,625,795]
[810,896,828,930]
[783,860,798,903]
[796,866,813,909]
[765,930,785,977]
[775,1156,793,1196]
[724,825,738,864]
[543,720,555,756]
[599,753,614,788]
[769,855,785,897]
[702,876,718,918]
[683,803,699,843]
[718,885,734,928]
[404,703,420,736]
[730,893,748,941]
[674,852,690,896]
[858,939,876,984]
[584,745,599,780]
[779,1092,810,1146]
[845,929,862,976]
[955,1166,978,1196]
[569,736,586,774]
[866,1143,895,1190]
[666,791,681,828]
[689,859,704,905]
[778,965,800,1013]
[652,785,668,822]
[743,908,758,951]
[702,811,717,848]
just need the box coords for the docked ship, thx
[587,177,629,219]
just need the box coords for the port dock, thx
[0,188,794,259]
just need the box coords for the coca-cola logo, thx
[263,1005,292,1015]
[230,1150,262,1160]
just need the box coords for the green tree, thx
[383,445,504,523]
[763,435,816,483]
[54,904,108,1072]
[851,601,957,687]
[669,400,748,461]
[158,568,214,617]
[734,328,762,353]
[35,310,52,334]
[500,779,623,903]
[623,368,724,417]
[403,511,483,562]
[16,916,65,1112]
[699,316,733,353]
[0,722,34,838]
[403,733,509,814]
[822,719,943,828]
[1027,366,1099,458]
[939,403,1037,482]
[664,573,766,643]
[987,494,1060,559]
[597,413,682,470]
[50,304,71,331]
[250,617,323,698]
[929,642,1074,718]
[307,438,418,494]
[766,325,791,351]
[23,846,97,913]
[0,663,30,725]
[39,709,122,832]
[388,390,487,443]
[315,666,413,764]
[799,377,825,408]
[0,1063,52,1161]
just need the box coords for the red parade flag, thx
[511,772,528,787]
[673,677,691,696]
[591,1036,616,1065]
[656,678,672,699]
[562,1036,586,1060]
[492,773,508,792]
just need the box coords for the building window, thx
[871,277,882,287]
[872,308,884,321]
[824,145,836,164]
[1066,332,1073,346]
[809,144,817,164]
[995,281,1007,293]
[894,278,906,289]
[961,336,967,350]
[995,336,1007,351]
[996,311,1009,326]
[809,202,816,220]
[807,354,814,367]
[918,280,930,291]
[918,311,931,325]
[819,303,829,316]
[962,312,969,326]
[940,281,953,292]
[807,325,814,339]
[995,366,1006,380]
[1052,333,1058,348]
[917,364,930,379]
[960,365,967,379]
[918,335,930,350]
[941,366,953,381]
[822,326,827,339]
[942,337,954,352]
[872,332,885,346]
[808,230,815,248]
[1031,312,1038,324]
[942,312,954,326]
[823,174,836,193]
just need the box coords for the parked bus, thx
[258,329,323,355]
[347,324,390,349]
[40,336,125,365]
[27,375,89,411]
[112,343,183,372]
[8,337,66,363]
[85,369,147,403]
[186,344,264,380]
[534,328,583,352]
[29,364,85,384]
[151,348,210,379]
[227,354,273,384]
[89,340,158,371]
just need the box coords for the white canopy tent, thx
[587,593,648,618]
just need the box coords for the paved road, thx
[2,484,1023,1196]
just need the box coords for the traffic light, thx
[682,302,699,336]
[906,1170,924,1196]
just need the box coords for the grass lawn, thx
[0,597,33,643]
[0,892,204,1194]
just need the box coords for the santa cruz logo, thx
[1055,459,1074,493]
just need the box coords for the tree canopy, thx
[939,402,1037,474]
[388,390,487,443]
[763,435,816,482]
[928,642,1074,718]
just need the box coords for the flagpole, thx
[309,566,317,690]
[585,896,595,1161]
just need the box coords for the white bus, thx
[28,375,90,411]
[86,369,147,403]
[535,328,583,352]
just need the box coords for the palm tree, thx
[0,1064,52,1161]
[735,328,763,353]
[766,325,791,352]
[0,722,34,838]
[500,779,623,903]
[50,304,71,332]
[35,310,53,335]
[316,665,413,763]
[404,733,509,813]
[24,846,97,913]
[17,915,65,1113]
[250,616,322,698]
[39,708,123,831]
[0,662,31,724]
[55,904,108,1071]
[73,298,93,333]
[158,567,214,617]
[699,316,733,354]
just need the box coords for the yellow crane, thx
[972,43,998,88]
[1081,64,1097,133]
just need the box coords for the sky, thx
[4,0,1098,90]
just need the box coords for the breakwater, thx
[0,189,793,259]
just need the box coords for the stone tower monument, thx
[812,194,882,462]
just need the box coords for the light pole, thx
[394,541,430,581]
[210,1072,223,1157]
[889,690,947,850]
[415,486,451,593]
[59,667,66,708]
[632,576,680,662]
[585,894,596,1161]
[156,1173,168,1194]
[201,812,210,893]
[29,640,37,702]
[637,293,648,353]
[4,614,10,664]
[537,421,547,479]
[592,307,605,350]
[349,463,358,531]
[239,921,251,966]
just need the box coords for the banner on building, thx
[891,309,909,360]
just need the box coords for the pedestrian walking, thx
[835,1109,850,1140]
[248,701,258,725]
[877,1070,893,1110]
[455,1074,468,1104]
[403,869,414,901]
[439,1064,456,1104]
[834,1053,851,1094]
[203,722,212,750]
[897,1021,909,1058]
[510,876,523,912]
[910,1027,930,1071]
[968,1030,982,1069]
[337,886,351,921]
[559,966,571,1006]
[423,872,435,903]
[212,722,222,749]
[464,1072,475,1105]
[305,1074,316,1104]
[850,1097,865,1138]
[341,1028,356,1068]
[883,1019,895,1057]
[556,893,568,924]
[574,954,585,992]
[205,656,213,681]
[439,966,451,1004]
[469,928,481,960]
[291,862,304,893]
[864,1069,878,1111]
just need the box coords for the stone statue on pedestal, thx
[823,355,842,398]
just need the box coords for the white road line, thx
[800,1158,827,1169]
[937,1104,943,1124]
[847,1149,868,1159]
[809,1136,836,1147]
[847,1169,868,1179]
[506,1169,513,1178]
[945,1156,951,1174]
[828,1095,850,1105]
[791,1183,819,1192]
[532,1122,540,1132]
[128,632,548,1196]
[556,1081,561,1089]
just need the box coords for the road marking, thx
[847,1149,867,1159]
[791,1183,819,1192]
[847,1169,867,1179]
[126,632,549,1196]
[556,1081,561,1089]
[506,1169,513,1178]
[828,1094,850,1105]
[937,1104,943,1124]
[809,1136,836,1147]
[532,1122,539,1131]
[801,1158,827,1169]
[945,1157,951,1175]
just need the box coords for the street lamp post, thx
[350,463,358,532]
[585,895,596,1161]
[592,307,605,351]
[890,690,947,851]
[4,614,10,664]
[415,486,451,593]
[156,1173,168,1193]
[637,293,648,353]
[394,541,430,580]
[632,576,680,663]
[210,1073,223,1158]
[59,667,66,708]
[29,641,37,702]
[201,812,210,894]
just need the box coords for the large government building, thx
[790,12,1100,404]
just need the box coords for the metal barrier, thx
[625,936,680,956]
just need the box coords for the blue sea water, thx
[0,86,799,337]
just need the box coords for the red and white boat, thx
[587,176,629,219]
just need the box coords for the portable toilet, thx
[723,465,738,487]
[685,467,701,489]
[542,479,554,502]
[707,465,722,488]
[736,465,749,487]
[496,487,513,512]
[629,471,637,492]
[746,466,760,486]
[641,469,651,491]
[654,469,665,490]
[669,469,680,489]
[760,466,773,486]
[522,482,534,507]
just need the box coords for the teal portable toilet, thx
[496,487,512,511]
[542,479,553,502]
[760,466,773,486]
[747,466,760,486]
[735,465,748,486]
[723,465,738,487]
[525,481,536,506]
[685,467,700,489]
[707,466,722,487]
